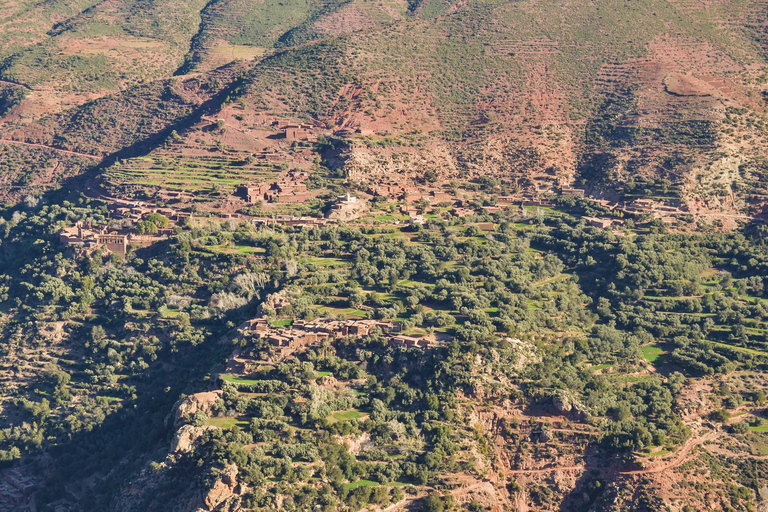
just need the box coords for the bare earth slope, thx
[2,0,768,223]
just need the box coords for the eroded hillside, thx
[2,0,768,225]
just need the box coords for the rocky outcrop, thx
[173,390,222,427]
[205,464,246,511]
[552,390,591,421]
[170,424,217,454]
[553,390,573,413]
[318,374,337,387]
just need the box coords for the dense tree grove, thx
[0,198,765,510]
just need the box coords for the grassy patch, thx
[221,374,262,385]
[307,257,348,268]
[208,416,250,429]
[317,306,368,318]
[641,344,665,364]
[706,340,768,356]
[344,480,379,490]
[637,448,670,457]
[328,409,368,423]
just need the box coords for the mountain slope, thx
[3,0,768,213]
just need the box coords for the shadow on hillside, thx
[556,445,625,512]
[44,63,252,205]
[21,327,232,511]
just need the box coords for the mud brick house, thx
[267,330,319,347]
[239,171,311,204]
[390,335,429,348]
[451,208,476,218]
[622,198,663,215]
[369,183,404,199]
[283,124,315,141]
[274,192,311,203]
[429,191,453,203]
[374,321,401,334]
[583,216,613,229]
[561,185,585,196]
[237,183,272,203]
[247,318,269,332]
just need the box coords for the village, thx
[238,316,437,360]
[62,167,692,254]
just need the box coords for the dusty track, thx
[505,464,584,474]
[620,431,721,476]
[0,79,32,91]
[0,139,101,160]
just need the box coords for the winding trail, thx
[0,138,101,160]
[505,464,585,474]
[620,430,721,475]
[0,79,32,91]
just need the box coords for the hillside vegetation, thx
[1,0,768,217]
[2,0,768,511]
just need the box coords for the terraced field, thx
[104,154,280,194]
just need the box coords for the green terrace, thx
[104,154,281,193]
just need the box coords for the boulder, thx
[552,391,573,413]
[205,464,246,510]
[318,375,337,387]
[170,424,217,454]
[173,390,222,427]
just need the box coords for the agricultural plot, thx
[641,344,665,364]
[104,154,280,195]
[207,416,250,429]
[327,409,368,423]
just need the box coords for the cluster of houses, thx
[58,201,191,254]
[561,184,586,196]
[59,222,168,254]
[577,198,683,226]
[237,170,312,204]
[239,316,432,357]
[621,198,681,222]
[253,148,285,163]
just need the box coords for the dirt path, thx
[381,497,417,512]
[620,430,720,475]
[0,79,32,91]
[505,464,584,474]
[0,138,101,160]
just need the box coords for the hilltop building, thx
[327,193,366,220]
